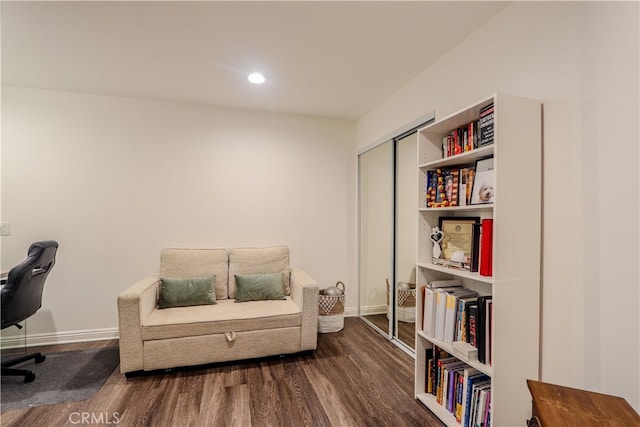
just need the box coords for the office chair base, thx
[2,367,36,383]
[1,352,46,383]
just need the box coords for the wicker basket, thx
[387,280,416,323]
[318,283,345,333]
[397,287,416,323]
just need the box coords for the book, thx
[419,285,426,332]
[436,356,458,403]
[457,298,478,343]
[479,219,493,276]
[429,279,462,288]
[452,339,478,361]
[459,168,472,206]
[475,384,492,427]
[443,293,458,344]
[434,290,448,341]
[477,295,493,364]
[466,168,475,205]
[448,365,466,413]
[440,359,466,407]
[455,370,465,421]
[431,346,450,396]
[454,129,463,155]
[487,300,493,366]
[482,390,492,427]
[455,297,466,342]
[466,122,473,152]
[458,367,481,424]
[470,222,481,273]
[427,285,466,338]
[426,170,437,208]
[479,103,494,146]
[464,375,490,427]
[473,120,480,149]
[425,347,434,393]
[435,169,446,204]
[423,287,437,337]
[445,169,460,207]
[443,289,479,343]
[467,304,478,347]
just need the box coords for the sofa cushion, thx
[141,297,301,341]
[228,246,290,298]
[160,248,229,300]
[235,272,285,302]
[158,275,216,309]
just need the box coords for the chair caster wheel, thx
[24,372,36,383]
[35,354,46,363]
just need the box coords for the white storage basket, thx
[318,282,345,333]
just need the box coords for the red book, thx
[479,219,493,276]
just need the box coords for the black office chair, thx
[1,240,58,383]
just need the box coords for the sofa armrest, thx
[117,274,159,373]
[289,268,319,351]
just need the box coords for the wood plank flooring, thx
[1,317,444,427]
[362,314,415,350]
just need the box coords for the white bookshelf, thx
[414,93,542,426]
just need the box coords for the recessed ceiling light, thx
[248,72,265,84]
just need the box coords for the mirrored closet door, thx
[358,140,393,337]
[394,132,418,350]
[358,126,423,352]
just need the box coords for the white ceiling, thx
[1,1,508,120]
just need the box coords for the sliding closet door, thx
[394,132,418,350]
[358,140,394,336]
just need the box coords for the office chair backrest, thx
[1,241,58,329]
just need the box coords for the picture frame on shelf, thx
[435,216,480,270]
[470,157,495,205]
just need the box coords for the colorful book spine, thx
[479,103,495,146]
[479,219,493,276]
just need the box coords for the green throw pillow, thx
[158,275,217,309]
[235,272,286,302]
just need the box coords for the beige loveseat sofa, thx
[117,246,318,375]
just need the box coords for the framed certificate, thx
[435,216,480,270]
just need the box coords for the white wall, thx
[1,86,357,338]
[357,1,639,411]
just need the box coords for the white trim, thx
[357,110,435,155]
[358,304,387,316]
[0,327,119,349]
[343,306,358,317]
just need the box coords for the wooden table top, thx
[527,379,640,427]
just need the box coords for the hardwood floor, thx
[362,314,415,350]
[1,318,444,427]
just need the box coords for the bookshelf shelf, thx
[416,393,460,427]
[419,145,493,170]
[417,331,493,376]
[414,93,542,426]
[416,262,494,285]
[418,204,494,213]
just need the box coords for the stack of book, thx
[425,345,492,427]
[421,280,493,365]
[425,167,475,208]
[440,102,494,159]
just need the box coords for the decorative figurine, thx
[430,227,444,259]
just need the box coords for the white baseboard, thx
[1,327,119,350]
[0,308,369,350]
[344,306,358,317]
[359,304,387,316]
